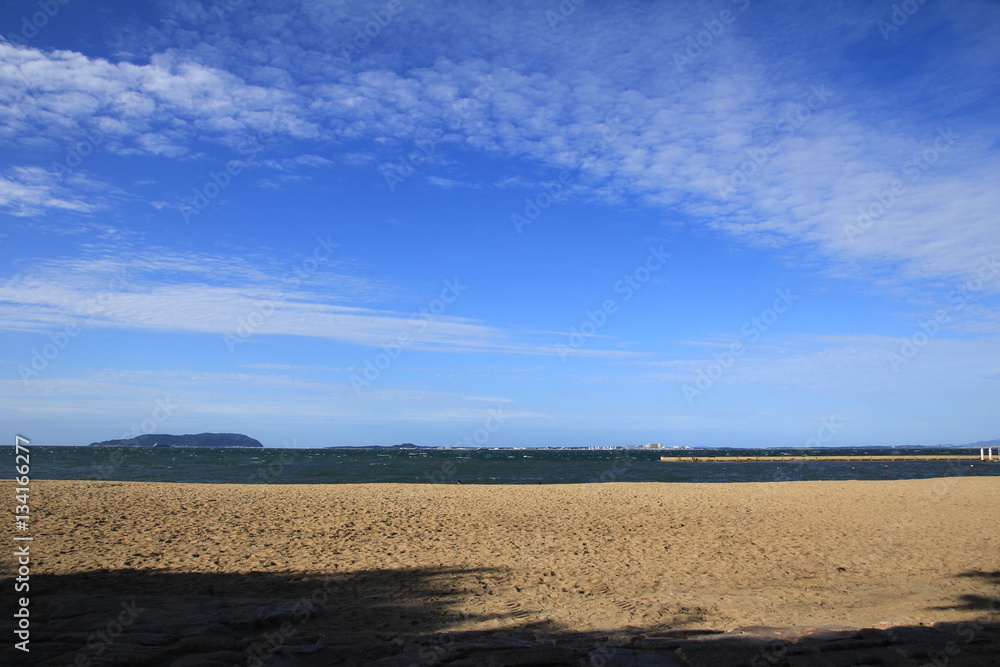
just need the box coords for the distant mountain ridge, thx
[88,433,264,448]
[945,438,1000,448]
[860,439,1000,449]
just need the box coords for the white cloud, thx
[642,333,1000,400]
[0,251,573,355]
[0,367,522,427]
[0,166,121,216]
[240,363,347,371]
[0,43,312,154]
[426,175,479,189]
[1,2,998,288]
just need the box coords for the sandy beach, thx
[20,477,999,636]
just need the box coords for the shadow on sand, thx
[4,566,1000,666]
[24,564,521,632]
[930,570,1000,615]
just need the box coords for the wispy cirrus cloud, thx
[0,367,526,432]
[0,166,124,216]
[643,333,1000,399]
[0,250,601,356]
[2,2,998,292]
[2,0,997,448]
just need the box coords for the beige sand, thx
[20,478,1000,634]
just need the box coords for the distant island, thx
[88,433,264,448]
[82,435,997,450]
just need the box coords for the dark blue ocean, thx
[12,446,1000,484]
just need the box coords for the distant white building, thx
[645,443,664,449]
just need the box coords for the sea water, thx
[12,446,1000,485]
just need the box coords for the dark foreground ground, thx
[4,590,999,666]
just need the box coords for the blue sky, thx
[1,0,998,448]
